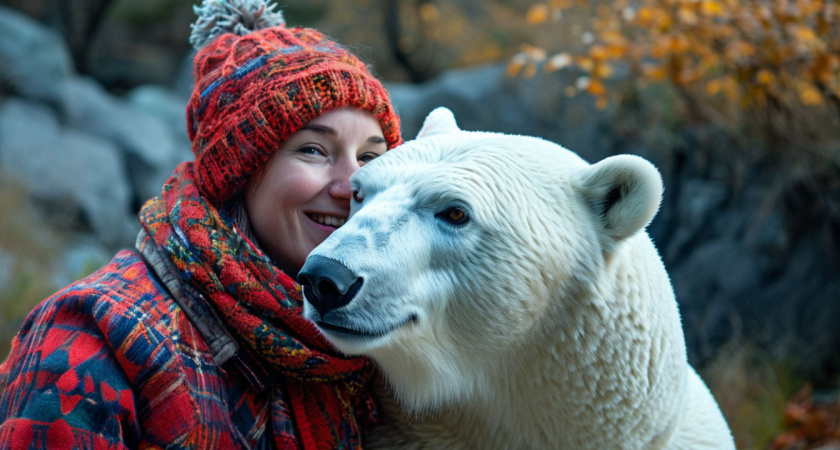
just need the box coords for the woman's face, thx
[244,107,387,277]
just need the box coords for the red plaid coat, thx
[0,250,278,449]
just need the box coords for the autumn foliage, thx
[511,0,840,117]
[769,384,840,449]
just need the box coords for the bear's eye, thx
[436,207,469,225]
[352,189,364,203]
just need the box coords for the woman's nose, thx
[328,157,361,200]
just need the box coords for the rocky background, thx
[0,1,838,447]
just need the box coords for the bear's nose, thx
[297,255,364,318]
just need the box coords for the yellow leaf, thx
[701,0,725,16]
[600,30,627,46]
[419,3,439,22]
[596,96,609,110]
[521,44,548,61]
[794,26,818,43]
[678,7,698,25]
[593,63,613,78]
[523,61,538,78]
[799,85,823,105]
[549,0,574,9]
[527,4,550,24]
[607,44,628,58]
[637,7,654,26]
[756,70,774,86]
[706,79,721,95]
[587,79,607,96]
[506,56,526,77]
[642,64,667,81]
[576,57,594,72]
[669,36,690,53]
[589,45,609,60]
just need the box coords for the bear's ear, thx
[579,155,663,245]
[416,107,461,138]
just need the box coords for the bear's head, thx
[299,107,664,411]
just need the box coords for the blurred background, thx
[0,0,838,447]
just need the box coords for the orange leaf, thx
[593,63,613,79]
[595,96,609,109]
[701,0,725,16]
[419,3,439,22]
[706,79,722,95]
[576,57,594,72]
[506,57,526,77]
[549,0,574,9]
[523,61,538,78]
[587,79,607,96]
[637,7,654,26]
[678,7,698,25]
[589,45,609,60]
[799,85,823,105]
[527,4,550,24]
[642,64,667,81]
[600,30,627,46]
[756,69,774,86]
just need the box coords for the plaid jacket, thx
[0,250,276,449]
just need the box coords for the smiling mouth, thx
[316,314,418,340]
[307,213,347,228]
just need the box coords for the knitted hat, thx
[186,0,402,205]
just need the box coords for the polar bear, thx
[298,107,735,449]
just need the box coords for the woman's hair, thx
[226,195,260,248]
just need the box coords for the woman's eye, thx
[298,146,325,156]
[358,152,381,165]
[436,207,469,225]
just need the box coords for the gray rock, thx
[387,63,611,162]
[0,99,135,247]
[56,76,184,204]
[173,52,197,100]
[0,247,13,290]
[125,84,193,166]
[125,85,189,139]
[52,238,111,288]
[0,6,74,104]
[664,179,730,262]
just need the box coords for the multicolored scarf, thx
[138,162,376,449]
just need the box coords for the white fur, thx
[303,107,735,449]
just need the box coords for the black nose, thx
[297,255,364,317]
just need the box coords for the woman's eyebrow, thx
[301,124,336,135]
[301,124,386,144]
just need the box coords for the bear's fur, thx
[299,108,735,449]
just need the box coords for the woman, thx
[0,0,401,448]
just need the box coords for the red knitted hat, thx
[186,0,402,205]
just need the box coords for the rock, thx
[125,84,193,162]
[0,5,74,105]
[0,248,13,290]
[0,99,135,247]
[52,238,111,289]
[387,63,612,162]
[56,76,185,205]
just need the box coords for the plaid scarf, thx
[138,162,376,449]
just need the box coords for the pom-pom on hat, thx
[186,0,402,205]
